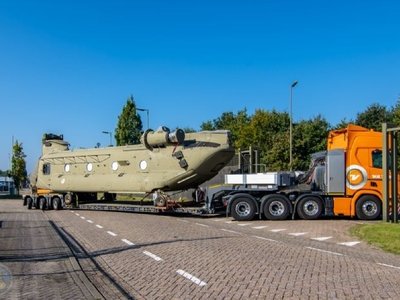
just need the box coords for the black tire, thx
[27,197,33,209]
[39,197,46,210]
[52,197,61,210]
[263,195,290,220]
[231,197,256,221]
[356,195,381,220]
[23,197,27,206]
[297,196,323,220]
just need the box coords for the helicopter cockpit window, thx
[42,163,51,175]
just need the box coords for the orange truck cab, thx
[327,124,383,219]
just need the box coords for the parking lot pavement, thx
[0,199,119,299]
[3,199,400,299]
[47,207,400,299]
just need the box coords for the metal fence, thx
[382,123,399,223]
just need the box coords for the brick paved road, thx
[2,199,400,299]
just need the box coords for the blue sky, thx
[1,0,399,172]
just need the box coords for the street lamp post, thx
[137,108,150,130]
[102,131,113,146]
[289,80,298,171]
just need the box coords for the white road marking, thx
[96,224,103,229]
[338,241,361,247]
[80,216,86,220]
[121,239,135,246]
[252,235,278,243]
[270,229,287,232]
[221,228,241,234]
[252,226,268,229]
[311,236,332,241]
[225,221,234,224]
[213,219,224,222]
[237,223,251,226]
[107,231,117,237]
[306,247,343,256]
[377,263,400,270]
[75,213,80,216]
[86,220,94,224]
[289,232,308,236]
[179,219,189,223]
[176,269,207,287]
[195,223,209,228]
[70,211,75,213]
[143,251,163,261]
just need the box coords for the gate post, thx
[382,123,389,222]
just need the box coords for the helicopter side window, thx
[42,163,51,175]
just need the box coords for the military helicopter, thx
[30,126,234,206]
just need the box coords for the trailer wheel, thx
[263,195,290,220]
[52,197,61,210]
[27,197,33,209]
[231,197,256,221]
[35,198,40,209]
[297,197,323,220]
[39,197,46,210]
[356,195,381,220]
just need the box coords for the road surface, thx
[1,199,400,299]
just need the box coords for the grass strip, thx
[350,222,400,255]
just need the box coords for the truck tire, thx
[23,197,27,206]
[231,197,256,221]
[52,197,61,210]
[263,195,290,220]
[297,196,323,220]
[27,197,33,209]
[39,197,46,210]
[356,195,381,220]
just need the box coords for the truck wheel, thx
[27,197,33,209]
[39,198,46,210]
[23,197,27,206]
[297,197,323,220]
[356,195,381,220]
[263,195,290,220]
[35,198,40,209]
[52,197,61,210]
[231,197,256,221]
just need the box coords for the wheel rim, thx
[235,201,251,217]
[269,201,285,216]
[53,199,59,209]
[303,200,319,216]
[362,200,378,217]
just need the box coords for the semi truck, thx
[223,124,385,221]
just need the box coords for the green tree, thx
[10,141,27,194]
[292,116,330,170]
[333,118,353,130]
[0,169,9,176]
[200,109,250,148]
[355,103,391,131]
[115,95,143,146]
[182,127,197,133]
[240,109,290,171]
[390,98,400,127]
[200,109,330,171]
